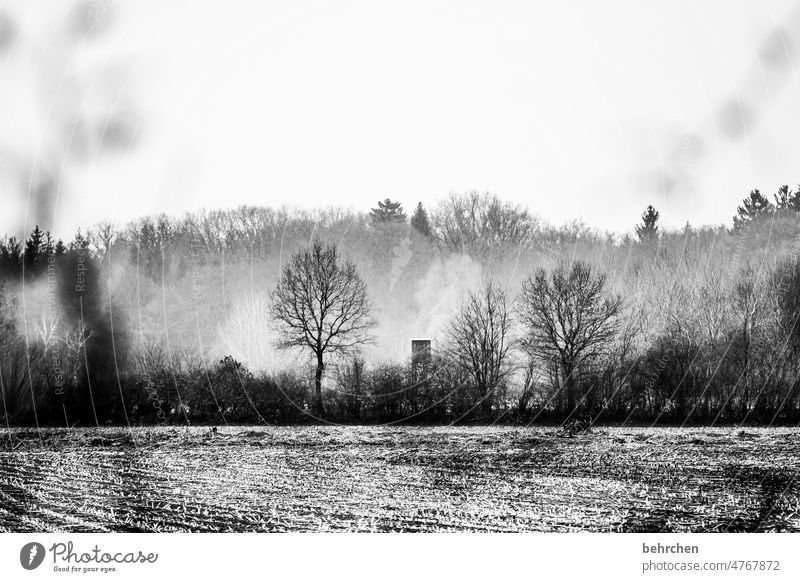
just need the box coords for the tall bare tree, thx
[733,263,767,415]
[445,280,515,415]
[518,262,621,413]
[270,238,375,416]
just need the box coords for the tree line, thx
[2,186,800,426]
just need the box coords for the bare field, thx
[0,426,798,532]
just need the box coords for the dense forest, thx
[2,187,800,426]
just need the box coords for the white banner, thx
[0,534,797,581]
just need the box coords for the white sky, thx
[1,0,800,237]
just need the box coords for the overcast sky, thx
[1,0,800,238]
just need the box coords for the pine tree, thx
[70,229,90,251]
[54,239,67,257]
[0,238,19,277]
[410,202,432,237]
[370,198,407,224]
[43,231,55,257]
[635,205,660,242]
[23,225,44,273]
[2,237,22,277]
[734,189,773,230]
[773,184,800,212]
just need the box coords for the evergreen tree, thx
[773,184,800,211]
[410,202,432,237]
[43,230,55,257]
[370,198,407,224]
[54,239,67,257]
[635,205,660,242]
[70,229,90,251]
[23,225,45,274]
[0,237,22,278]
[734,189,774,230]
[6,238,21,274]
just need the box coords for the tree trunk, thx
[481,385,494,417]
[563,361,576,414]
[742,323,750,420]
[314,352,325,417]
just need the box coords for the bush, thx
[126,349,311,424]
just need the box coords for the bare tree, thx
[517,351,545,418]
[732,262,767,415]
[270,238,375,416]
[431,191,538,257]
[88,221,118,262]
[445,280,515,415]
[518,262,622,413]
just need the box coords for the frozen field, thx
[0,426,798,532]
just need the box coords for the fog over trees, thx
[3,186,800,425]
